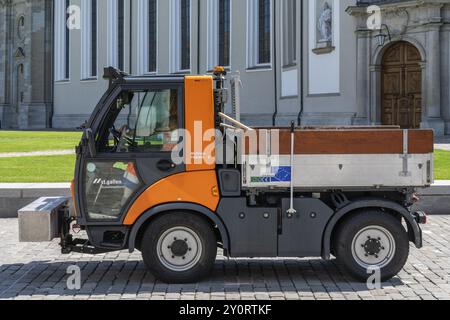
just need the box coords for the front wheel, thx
[141,212,217,284]
[334,210,410,282]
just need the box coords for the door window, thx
[84,161,142,221]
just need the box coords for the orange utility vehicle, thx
[63,67,432,283]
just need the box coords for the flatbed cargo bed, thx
[241,128,434,189]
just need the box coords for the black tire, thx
[141,212,217,284]
[334,210,409,282]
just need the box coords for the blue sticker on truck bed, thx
[251,166,292,183]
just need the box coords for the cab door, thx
[75,81,185,224]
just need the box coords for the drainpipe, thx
[272,0,278,126]
[297,0,304,126]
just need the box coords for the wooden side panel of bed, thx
[243,129,434,155]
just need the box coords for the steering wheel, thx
[122,133,137,147]
[109,125,138,151]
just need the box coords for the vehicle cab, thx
[71,68,220,252]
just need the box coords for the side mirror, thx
[84,128,97,158]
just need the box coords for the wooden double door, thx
[381,42,422,129]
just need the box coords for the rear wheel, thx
[334,210,409,282]
[141,212,217,284]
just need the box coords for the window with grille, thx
[65,0,71,79]
[171,0,191,72]
[218,0,231,67]
[247,0,272,69]
[81,0,98,79]
[282,0,297,68]
[180,0,191,71]
[118,0,125,70]
[148,0,157,73]
[258,0,271,65]
[90,0,97,77]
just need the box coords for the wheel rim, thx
[156,227,203,272]
[351,226,396,270]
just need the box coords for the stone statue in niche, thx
[313,1,335,55]
[318,2,332,43]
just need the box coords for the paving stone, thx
[1,217,450,300]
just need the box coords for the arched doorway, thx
[381,41,422,129]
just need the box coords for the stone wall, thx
[0,183,70,218]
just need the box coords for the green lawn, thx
[0,131,82,153]
[0,155,76,183]
[0,129,448,183]
[435,150,450,181]
[0,152,447,183]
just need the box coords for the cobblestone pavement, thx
[1,217,450,301]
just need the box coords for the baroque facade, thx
[1,0,450,135]
[350,0,450,135]
[0,0,53,129]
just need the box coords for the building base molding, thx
[422,118,446,137]
[52,114,92,129]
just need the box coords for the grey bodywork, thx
[126,197,423,260]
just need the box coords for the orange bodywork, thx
[184,76,216,172]
[123,170,220,225]
[71,179,80,217]
[123,76,219,225]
